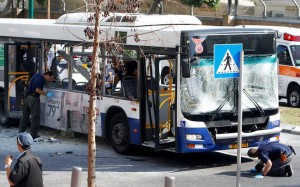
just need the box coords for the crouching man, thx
[247,142,296,178]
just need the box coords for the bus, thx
[0,13,281,154]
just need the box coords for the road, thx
[0,125,299,187]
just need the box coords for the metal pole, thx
[234,0,238,16]
[228,0,232,15]
[259,0,267,18]
[159,1,163,14]
[236,51,244,187]
[165,176,175,187]
[47,0,50,19]
[61,0,66,12]
[28,0,34,18]
[71,166,82,187]
[83,0,88,12]
[291,0,300,19]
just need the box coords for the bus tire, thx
[109,113,132,155]
[161,68,170,85]
[287,86,300,107]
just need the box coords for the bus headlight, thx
[186,134,202,141]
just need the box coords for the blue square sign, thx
[214,44,243,79]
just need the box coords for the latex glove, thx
[255,174,264,179]
[250,168,257,172]
[46,92,54,97]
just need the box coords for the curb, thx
[281,126,300,135]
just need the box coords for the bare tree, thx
[84,0,140,186]
[85,1,101,186]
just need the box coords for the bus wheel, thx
[109,113,131,154]
[161,69,170,85]
[287,86,300,107]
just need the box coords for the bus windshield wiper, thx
[210,88,235,121]
[243,89,265,116]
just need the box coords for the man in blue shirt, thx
[19,71,54,139]
[247,142,296,178]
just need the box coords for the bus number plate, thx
[229,143,248,149]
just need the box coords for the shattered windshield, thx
[181,56,278,115]
[180,32,278,116]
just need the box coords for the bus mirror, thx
[181,59,190,78]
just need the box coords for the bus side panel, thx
[41,90,103,136]
[9,97,17,111]
[100,97,141,145]
[40,90,64,130]
[128,117,141,145]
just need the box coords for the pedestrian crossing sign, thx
[214,44,243,78]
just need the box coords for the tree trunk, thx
[88,1,100,187]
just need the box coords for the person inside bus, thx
[111,60,137,98]
[50,54,65,81]
[105,61,115,94]
[121,61,138,99]
[21,45,36,78]
[46,43,55,71]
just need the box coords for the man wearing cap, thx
[4,132,43,187]
[247,142,296,178]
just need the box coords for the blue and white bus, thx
[0,12,281,154]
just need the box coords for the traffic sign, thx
[214,44,243,78]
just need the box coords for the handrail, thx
[234,0,238,16]
[291,0,300,19]
[61,0,66,12]
[259,0,267,18]
[8,72,29,75]
[83,0,88,12]
[8,75,29,111]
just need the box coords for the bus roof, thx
[0,14,276,48]
[0,13,202,44]
[56,12,202,27]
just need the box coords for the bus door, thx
[143,55,176,150]
[3,42,40,123]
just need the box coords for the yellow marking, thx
[229,143,249,149]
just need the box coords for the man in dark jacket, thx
[5,132,43,187]
[247,142,296,178]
